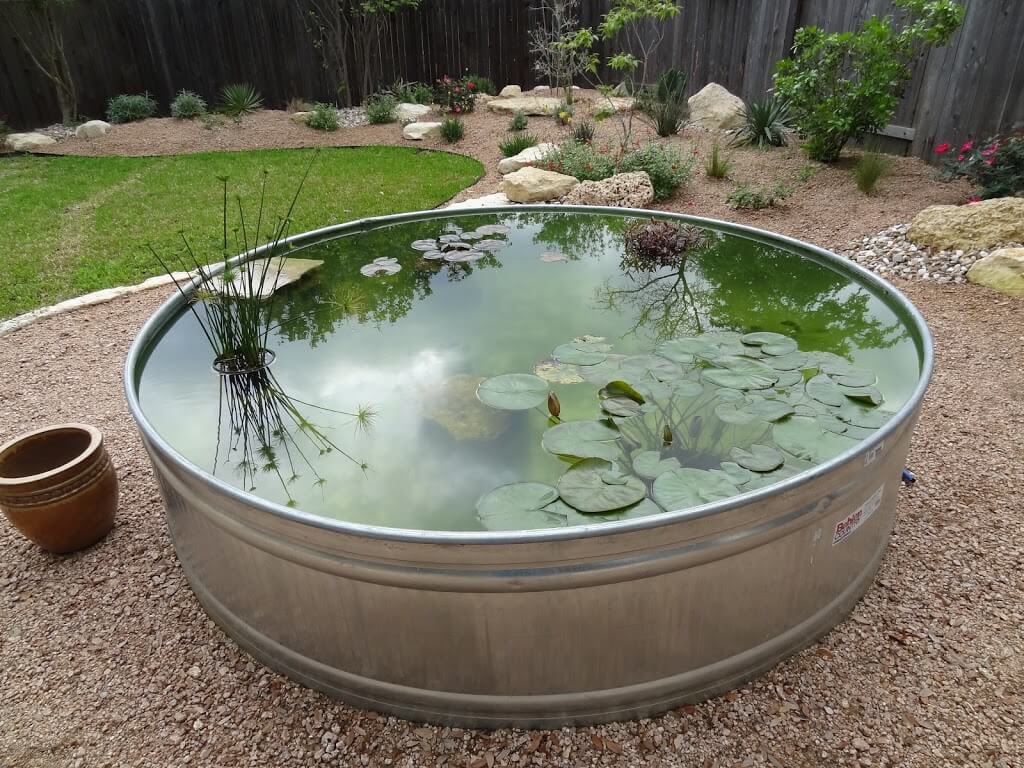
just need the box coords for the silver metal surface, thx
[124,206,933,727]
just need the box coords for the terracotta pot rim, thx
[0,423,103,487]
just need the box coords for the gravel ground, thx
[1,276,1021,768]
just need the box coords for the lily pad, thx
[806,374,846,407]
[534,359,584,384]
[475,239,508,252]
[702,368,775,390]
[552,496,663,526]
[474,224,510,236]
[557,458,647,513]
[657,336,721,360]
[773,416,859,462]
[410,239,438,251]
[822,363,877,388]
[730,444,785,472]
[839,385,884,405]
[817,414,849,434]
[542,420,621,461]
[619,354,684,382]
[360,260,402,277]
[601,396,643,417]
[552,342,608,366]
[717,461,754,486]
[652,468,740,511]
[764,351,809,371]
[632,450,681,480]
[422,250,446,261]
[836,403,892,429]
[714,403,762,425]
[773,370,805,388]
[742,399,796,422]
[477,373,549,410]
[476,483,562,531]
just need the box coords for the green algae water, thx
[135,210,921,531]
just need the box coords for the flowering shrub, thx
[434,75,477,114]
[936,135,1024,199]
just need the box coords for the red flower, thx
[966,195,981,204]
[453,105,461,113]
[960,140,974,152]
[981,144,998,157]
[957,153,965,162]
[984,158,994,166]
[934,142,951,154]
[467,82,476,90]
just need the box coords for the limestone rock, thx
[289,111,313,125]
[608,96,635,113]
[966,247,1024,296]
[562,171,654,208]
[486,97,561,116]
[402,121,443,141]
[497,142,556,174]
[422,375,510,441]
[395,103,431,123]
[688,83,744,130]
[7,132,57,151]
[211,257,323,298]
[75,120,110,139]
[445,192,514,209]
[908,198,1024,251]
[534,85,551,92]
[498,85,522,98]
[502,167,579,203]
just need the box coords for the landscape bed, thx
[124,205,933,727]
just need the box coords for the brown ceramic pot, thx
[0,424,118,554]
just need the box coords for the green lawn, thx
[0,147,483,319]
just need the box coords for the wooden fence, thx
[1,0,1022,158]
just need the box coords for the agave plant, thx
[640,68,689,137]
[730,97,791,148]
[219,83,263,118]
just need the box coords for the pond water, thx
[135,210,922,532]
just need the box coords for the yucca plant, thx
[499,132,538,157]
[730,97,791,148]
[855,151,890,194]
[219,83,263,118]
[641,67,689,137]
[572,119,595,144]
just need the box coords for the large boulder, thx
[908,198,1024,251]
[402,121,443,141]
[497,142,556,174]
[486,97,561,116]
[502,167,579,203]
[687,83,744,130]
[75,120,110,139]
[395,103,431,123]
[498,84,522,98]
[966,247,1024,297]
[445,192,514,209]
[561,171,655,208]
[289,111,313,125]
[7,132,57,151]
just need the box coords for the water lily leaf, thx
[542,420,621,461]
[822,362,877,388]
[717,461,754,486]
[601,396,642,417]
[714,403,762,425]
[730,444,785,472]
[772,370,805,388]
[600,380,646,404]
[475,239,508,252]
[713,355,779,378]
[574,334,608,346]
[422,250,446,261]
[541,251,569,263]
[764,351,809,371]
[716,387,746,402]
[552,342,607,366]
[619,354,683,382]
[553,496,663,526]
[817,414,849,434]
[474,224,510,236]
[844,424,878,439]
[534,359,584,384]
[653,468,740,511]
[741,331,793,348]
[360,261,402,277]
[477,373,548,410]
[577,354,628,385]
[839,385,884,405]
[773,416,859,462]
[702,368,775,390]
[476,483,562,531]
[836,403,892,429]
[742,399,796,422]
[632,450,681,480]
[806,374,846,407]
[410,239,438,251]
[557,458,647,513]
[657,337,720,359]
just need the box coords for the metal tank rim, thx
[123,204,934,545]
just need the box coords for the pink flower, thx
[981,144,998,157]
[984,158,994,166]
[934,142,951,154]
[957,153,965,162]
[960,140,974,152]
[966,195,981,204]
[467,82,476,90]
[453,105,461,113]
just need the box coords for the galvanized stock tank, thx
[125,207,933,727]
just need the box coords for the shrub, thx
[639,67,689,137]
[556,100,574,126]
[499,132,539,157]
[620,142,695,201]
[726,182,793,210]
[106,93,157,124]
[465,74,497,96]
[440,116,465,143]
[170,90,207,119]
[364,93,398,124]
[541,141,616,182]
[937,135,1024,199]
[387,79,433,105]
[773,0,964,162]
[509,111,529,132]
[435,75,477,114]
[855,151,889,194]
[219,83,263,118]
[730,97,790,148]
[572,119,595,145]
[705,142,731,179]
[306,103,339,132]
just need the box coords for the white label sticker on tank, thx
[864,440,884,466]
[833,485,884,546]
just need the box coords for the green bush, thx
[854,151,889,194]
[774,0,964,162]
[572,119,595,145]
[465,74,497,96]
[498,132,539,157]
[170,90,207,120]
[639,67,689,137]
[705,142,731,179]
[729,97,790,148]
[306,103,339,132]
[364,93,398,124]
[556,101,573,126]
[387,80,434,105]
[106,93,158,124]
[219,84,263,118]
[540,141,616,182]
[508,111,529,132]
[938,135,1024,199]
[620,143,695,201]
[726,182,793,210]
[440,116,465,143]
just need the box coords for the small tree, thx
[1,0,77,123]
[561,0,682,154]
[774,0,965,163]
[529,0,590,104]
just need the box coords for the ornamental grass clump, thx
[106,93,157,123]
[726,182,794,210]
[440,116,465,143]
[170,90,207,119]
[854,151,890,194]
[499,132,539,157]
[705,142,732,179]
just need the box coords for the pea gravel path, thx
[1,277,1021,767]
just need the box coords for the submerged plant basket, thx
[0,424,118,554]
